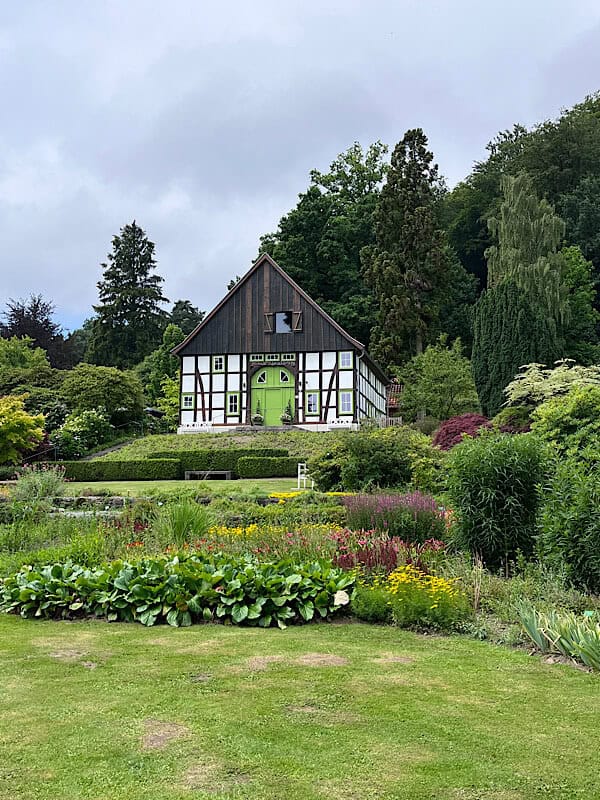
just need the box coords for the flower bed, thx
[0,554,354,629]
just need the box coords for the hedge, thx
[53,459,182,481]
[237,456,300,479]
[146,448,289,476]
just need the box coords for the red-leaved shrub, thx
[433,413,491,451]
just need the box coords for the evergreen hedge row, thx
[237,456,300,478]
[54,459,182,481]
[146,448,289,476]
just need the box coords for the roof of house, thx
[172,253,388,384]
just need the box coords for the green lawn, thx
[97,431,337,461]
[0,615,597,799]
[65,478,301,496]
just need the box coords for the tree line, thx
[2,90,600,456]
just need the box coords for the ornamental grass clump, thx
[342,492,446,543]
[446,432,548,570]
[151,501,213,549]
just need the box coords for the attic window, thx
[275,312,293,333]
[265,311,302,334]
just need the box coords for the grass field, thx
[1,615,597,800]
[64,478,301,496]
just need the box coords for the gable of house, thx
[173,253,366,358]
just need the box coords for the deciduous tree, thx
[0,395,44,464]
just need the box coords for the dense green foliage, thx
[446,433,548,568]
[0,395,44,465]
[168,299,204,335]
[309,426,443,492]
[0,554,354,629]
[61,363,144,427]
[444,94,600,288]
[503,359,600,408]
[51,409,113,459]
[236,456,299,478]
[537,458,600,594]
[473,280,562,416]
[395,337,479,421]
[259,142,387,345]
[56,459,182,481]
[135,324,184,405]
[531,384,600,455]
[147,447,289,476]
[362,128,448,366]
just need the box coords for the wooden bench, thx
[184,470,233,480]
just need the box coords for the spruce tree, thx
[87,221,168,368]
[361,129,448,369]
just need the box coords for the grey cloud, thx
[0,0,599,328]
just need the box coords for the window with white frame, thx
[256,371,266,384]
[227,393,240,415]
[182,395,194,409]
[339,351,353,369]
[266,353,280,362]
[213,356,224,372]
[280,370,290,383]
[306,392,319,415]
[281,353,296,361]
[339,391,353,414]
[250,354,264,362]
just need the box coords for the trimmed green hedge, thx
[54,459,182,481]
[147,448,289,476]
[237,456,300,479]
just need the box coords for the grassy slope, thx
[97,431,341,461]
[1,616,597,800]
[64,478,301,496]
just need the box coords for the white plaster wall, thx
[181,375,195,392]
[338,370,353,389]
[323,352,336,370]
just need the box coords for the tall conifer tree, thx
[473,174,568,415]
[361,128,448,369]
[87,221,168,369]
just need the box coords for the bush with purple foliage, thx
[342,492,446,543]
[432,413,491,451]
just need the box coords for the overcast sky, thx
[1,1,599,331]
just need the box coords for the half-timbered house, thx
[172,254,388,432]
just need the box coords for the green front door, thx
[251,367,295,426]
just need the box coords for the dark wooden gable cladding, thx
[174,255,364,356]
